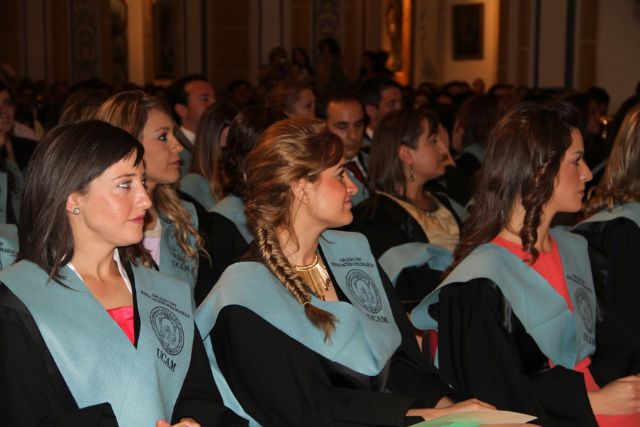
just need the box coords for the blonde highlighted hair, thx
[584,104,640,217]
[244,118,343,340]
[96,90,203,266]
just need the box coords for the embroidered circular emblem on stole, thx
[150,306,185,355]
[162,221,186,262]
[346,269,383,314]
[575,287,595,334]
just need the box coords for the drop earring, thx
[408,166,415,183]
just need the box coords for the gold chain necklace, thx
[292,253,331,300]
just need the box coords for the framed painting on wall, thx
[452,3,484,60]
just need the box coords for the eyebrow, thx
[112,173,139,181]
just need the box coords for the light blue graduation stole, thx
[456,142,485,164]
[179,148,192,176]
[159,201,199,292]
[196,230,401,426]
[411,229,596,369]
[379,242,452,286]
[211,194,253,244]
[179,173,217,212]
[0,223,18,269]
[0,260,194,427]
[577,202,640,229]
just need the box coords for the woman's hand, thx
[156,418,200,427]
[407,398,496,420]
[588,374,640,415]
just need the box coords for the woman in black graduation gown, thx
[196,118,493,426]
[0,121,245,426]
[411,102,640,426]
[575,104,640,337]
[202,107,286,303]
[350,109,462,308]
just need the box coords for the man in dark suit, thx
[167,74,216,174]
[359,77,402,153]
[319,91,370,205]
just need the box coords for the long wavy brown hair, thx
[583,104,640,217]
[96,90,203,266]
[450,102,576,268]
[190,102,238,200]
[244,118,343,340]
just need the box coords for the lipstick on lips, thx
[130,215,145,225]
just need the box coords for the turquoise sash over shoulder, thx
[211,194,253,243]
[179,173,217,211]
[577,202,640,228]
[196,230,401,426]
[411,229,596,369]
[0,261,194,427]
[379,242,452,285]
[0,223,18,269]
[159,200,199,292]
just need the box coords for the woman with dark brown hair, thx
[350,108,462,308]
[0,120,245,427]
[412,102,640,426]
[195,118,494,426]
[575,104,640,337]
[179,102,238,211]
[201,106,286,304]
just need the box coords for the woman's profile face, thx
[546,128,592,215]
[403,120,446,184]
[71,155,151,248]
[289,89,316,119]
[140,109,183,188]
[303,162,358,230]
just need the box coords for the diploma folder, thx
[409,410,537,427]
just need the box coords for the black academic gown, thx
[210,251,459,427]
[574,217,640,337]
[425,165,473,208]
[177,190,249,307]
[0,263,247,427]
[454,150,482,180]
[349,192,461,309]
[433,279,640,427]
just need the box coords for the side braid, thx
[520,157,561,263]
[255,226,337,341]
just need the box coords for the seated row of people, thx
[2,89,640,426]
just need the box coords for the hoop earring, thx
[72,207,80,215]
[408,166,415,183]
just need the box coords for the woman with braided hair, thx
[412,102,640,426]
[196,118,494,426]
